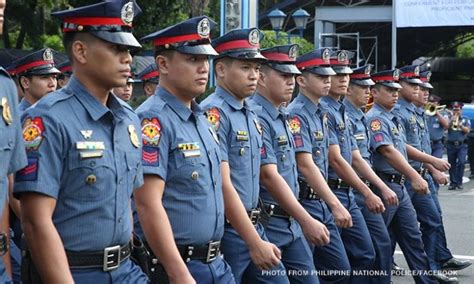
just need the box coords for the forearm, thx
[352,154,389,195]
[7,175,20,218]
[406,145,436,164]
[329,153,372,197]
[380,146,420,181]
[437,113,449,129]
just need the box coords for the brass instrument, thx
[451,113,460,131]
[424,103,446,116]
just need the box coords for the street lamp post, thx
[267,8,310,44]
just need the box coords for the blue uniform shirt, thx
[249,93,299,204]
[136,87,224,245]
[0,68,28,213]
[447,114,471,142]
[427,111,448,141]
[18,99,31,114]
[14,76,143,251]
[200,86,262,210]
[320,96,358,180]
[416,107,432,155]
[343,98,371,164]
[367,103,407,175]
[393,98,422,169]
[287,93,329,179]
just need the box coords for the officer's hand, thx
[365,193,385,214]
[249,239,282,270]
[331,204,352,228]
[411,176,429,195]
[431,158,450,172]
[301,218,330,246]
[379,186,399,206]
[432,171,448,185]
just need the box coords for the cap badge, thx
[322,49,330,62]
[289,45,299,59]
[365,65,372,75]
[337,51,347,63]
[121,2,134,25]
[197,18,210,38]
[426,72,431,81]
[43,48,53,61]
[414,66,420,76]
[249,29,260,46]
[393,69,400,81]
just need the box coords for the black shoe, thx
[469,174,474,179]
[441,257,472,271]
[392,263,405,275]
[448,185,457,190]
[431,272,459,284]
[456,185,463,190]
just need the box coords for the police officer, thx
[447,101,471,190]
[136,63,159,97]
[0,1,28,283]
[14,1,148,283]
[248,44,332,284]
[134,16,235,283]
[367,69,449,284]
[344,64,399,284]
[287,48,353,284]
[414,73,472,272]
[426,94,449,159]
[320,50,386,283]
[200,29,285,283]
[10,48,60,112]
[113,75,135,102]
[56,60,72,89]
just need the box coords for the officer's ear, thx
[71,40,89,65]
[214,61,226,79]
[19,76,30,90]
[156,55,170,76]
[295,74,306,88]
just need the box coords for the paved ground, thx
[392,173,474,283]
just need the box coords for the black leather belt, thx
[66,242,131,271]
[430,139,443,145]
[376,172,406,185]
[361,178,371,188]
[416,167,428,178]
[298,178,320,200]
[327,178,351,190]
[263,203,291,219]
[178,241,221,263]
[447,140,466,146]
[0,233,8,256]
[226,208,261,226]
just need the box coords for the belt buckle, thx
[249,209,261,225]
[399,175,406,185]
[454,141,460,146]
[103,245,121,272]
[206,241,220,263]
[0,233,7,256]
[309,187,316,199]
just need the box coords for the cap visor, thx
[350,78,375,86]
[380,82,402,89]
[176,44,218,56]
[306,66,336,76]
[400,78,423,85]
[332,66,353,75]
[421,82,433,89]
[91,31,142,48]
[269,63,301,75]
[219,50,267,61]
[27,66,61,75]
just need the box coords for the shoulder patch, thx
[206,107,221,131]
[141,117,161,146]
[370,119,381,132]
[288,116,301,135]
[22,117,45,151]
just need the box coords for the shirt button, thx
[240,148,245,156]
[86,175,97,185]
[281,155,286,161]
[191,171,199,180]
[118,218,123,223]
[118,179,123,184]
[90,161,96,167]
[315,150,321,156]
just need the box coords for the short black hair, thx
[62,32,96,61]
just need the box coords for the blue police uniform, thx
[0,68,28,284]
[342,65,392,284]
[320,50,376,283]
[447,107,471,188]
[394,66,447,272]
[248,93,318,284]
[136,16,235,283]
[367,103,436,284]
[288,93,351,284]
[427,113,448,158]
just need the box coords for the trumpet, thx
[424,103,446,116]
[452,113,460,131]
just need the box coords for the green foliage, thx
[261,30,314,55]
[456,34,474,58]
[40,34,64,51]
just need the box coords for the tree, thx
[261,30,314,55]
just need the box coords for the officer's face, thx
[143,81,158,97]
[57,75,70,89]
[22,74,57,101]
[329,73,350,96]
[372,85,399,110]
[399,81,420,102]
[219,59,260,99]
[161,52,209,98]
[262,68,295,105]
[0,0,5,35]
[416,87,429,106]
[113,82,133,102]
[298,72,331,98]
[348,83,370,108]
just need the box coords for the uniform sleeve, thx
[288,113,312,154]
[326,111,339,145]
[14,110,65,199]
[259,118,277,165]
[138,113,169,180]
[5,78,27,174]
[463,117,471,128]
[368,117,393,151]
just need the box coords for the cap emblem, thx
[43,48,53,61]
[197,18,210,38]
[322,49,330,62]
[249,29,260,46]
[338,51,347,63]
[364,65,372,75]
[121,2,134,25]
